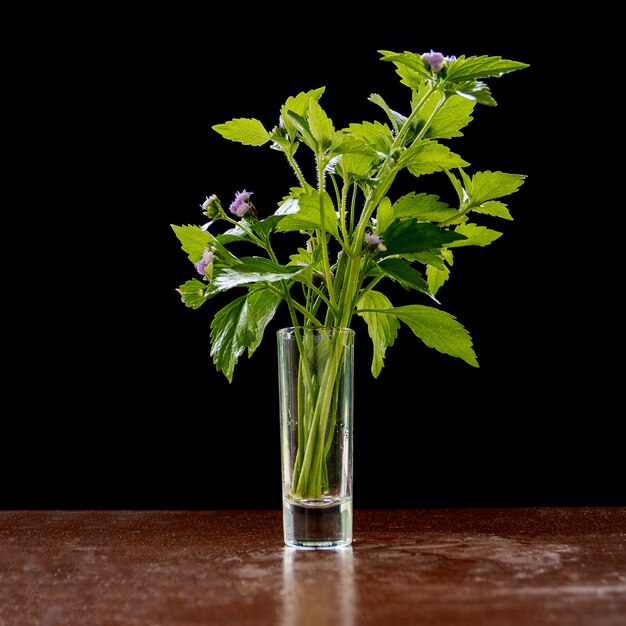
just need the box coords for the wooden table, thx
[1,508,625,625]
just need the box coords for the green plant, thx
[172,48,528,497]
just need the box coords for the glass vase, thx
[277,326,355,548]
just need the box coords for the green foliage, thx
[212,118,270,146]
[391,305,478,367]
[356,290,400,378]
[173,46,528,380]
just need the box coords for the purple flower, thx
[195,248,214,276]
[421,50,445,73]
[365,232,387,252]
[365,233,383,245]
[229,190,253,217]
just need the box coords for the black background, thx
[3,13,622,508]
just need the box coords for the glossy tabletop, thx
[1,508,625,625]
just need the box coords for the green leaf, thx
[447,223,502,247]
[212,256,305,292]
[279,88,325,149]
[210,287,283,382]
[368,93,405,134]
[282,87,325,118]
[392,192,458,223]
[210,296,248,382]
[171,224,239,266]
[356,290,400,378]
[378,258,434,299]
[334,152,378,182]
[244,287,282,356]
[383,219,466,256]
[347,121,393,155]
[445,55,529,82]
[288,247,314,266]
[403,250,447,270]
[474,200,513,220]
[212,118,270,146]
[446,170,466,205]
[426,249,453,295]
[425,93,476,139]
[329,132,378,158]
[375,196,393,236]
[399,139,469,176]
[252,214,284,238]
[175,278,210,309]
[378,49,431,89]
[391,304,478,367]
[285,110,317,150]
[466,170,526,204]
[447,80,497,106]
[171,224,211,263]
[276,190,340,239]
[308,99,334,150]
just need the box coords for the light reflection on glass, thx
[281,546,355,626]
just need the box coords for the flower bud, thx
[200,194,222,220]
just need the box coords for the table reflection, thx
[281,546,355,626]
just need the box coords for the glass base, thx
[283,496,352,548]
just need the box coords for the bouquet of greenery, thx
[172,48,528,500]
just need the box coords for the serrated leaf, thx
[447,223,502,247]
[445,55,529,82]
[378,258,433,298]
[212,256,305,292]
[308,98,334,149]
[210,287,283,382]
[403,250,447,270]
[425,93,476,139]
[335,152,378,181]
[467,170,526,204]
[356,290,400,377]
[210,296,248,382]
[383,218,466,256]
[280,88,325,147]
[426,249,453,295]
[426,263,450,296]
[171,224,212,262]
[392,192,458,222]
[171,224,239,266]
[175,278,210,309]
[448,80,497,106]
[288,247,314,266]
[275,190,339,239]
[245,288,282,355]
[329,132,378,158]
[375,196,393,236]
[378,50,431,89]
[212,118,270,146]
[285,110,317,150]
[474,200,513,220]
[391,304,478,367]
[400,139,469,176]
[347,121,393,155]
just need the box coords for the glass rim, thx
[277,325,355,338]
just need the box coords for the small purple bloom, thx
[365,232,387,252]
[365,233,383,245]
[422,50,445,73]
[229,190,253,217]
[195,248,214,276]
